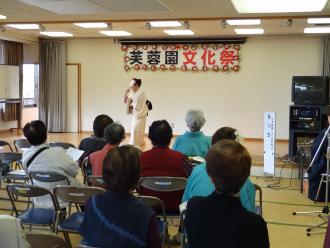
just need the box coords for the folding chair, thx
[0,152,28,185]
[54,185,106,248]
[29,172,70,185]
[87,176,106,189]
[49,142,76,149]
[77,245,99,248]
[137,176,187,217]
[254,184,263,216]
[137,195,169,248]
[14,139,31,152]
[81,157,91,185]
[6,184,59,232]
[25,232,68,248]
[0,140,13,152]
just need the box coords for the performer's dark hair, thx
[132,78,142,87]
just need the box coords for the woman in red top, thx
[140,120,189,212]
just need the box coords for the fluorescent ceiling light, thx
[100,31,132,36]
[304,27,330,33]
[40,31,73,37]
[234,28,264,34]
[6,24,39,29]
[307,18,330,24]
[0,15,6,20]
[150,21,181,27]
[164,29,194,35]
[74,22,107,28]
[231,0,327,13]
[226,19,261,25]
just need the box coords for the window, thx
[23,64,39,107]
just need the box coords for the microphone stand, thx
[292,125,330,236]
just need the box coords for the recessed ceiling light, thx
[40,31,73,37]
[164,29,194,35]
[307,18,330,24]
[74,22,107,28]
[234,28,264,34]
[0,15,6,20]
[304,27,330,33]
[231,0,327,13]
[6,24,40,29]
[150,21,182,27]
[226,19,261,25]
[100,31,132,36]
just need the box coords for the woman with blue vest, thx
[79,145,161,248]
[172,109,211,158]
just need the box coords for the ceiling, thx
[0,0,330,41]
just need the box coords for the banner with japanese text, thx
[122,44,240,72]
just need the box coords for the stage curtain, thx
[323,36,330,76]
[39,39,67,132]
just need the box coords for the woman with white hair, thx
[172,109,211,158]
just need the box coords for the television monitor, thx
[292,76,329,105]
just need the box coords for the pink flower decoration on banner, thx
[160,64,166,70]
[124,56,130,62]
[133,45,139,50]
[212,65,220,71]
[142,64,148,70]
[152,45,158,50]
[192,65,198,71]
[183,45,189,50]
[134,64,140,70]
[234,45,240,50]
[124,65,130,72]
[213,45,219,50]
[142,45,148,50]
[202,44,208,49]
[170,45,176,50]
[181,65,188,71]
[151,65,157,71]
[169,65,176,71]
[121,45,127,51]
[222,65,229,71]
[233,65,240,72]
[162,45,168,50]
[202,65,209,71]
[224,44,230,49]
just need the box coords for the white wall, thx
[66,36,323,139]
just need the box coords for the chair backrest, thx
[26,233,68,248]
[0,152,22,162]
[81,157,90,184]
[0,140,13,152]
[14,139,31,152]
[54,185,105,205]
[49,142,76,149]
[137,177,187,192]
[180,209,187,248]
[137,195,167,222]
[254,184,263,216]
[87,176,107,188]
[6,184,59,214]
[77,244,99,248]
[29,172,70,185]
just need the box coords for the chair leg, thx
[315,175,325,204]
[63,231,72,248]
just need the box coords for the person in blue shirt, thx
[182,127,256,212]
[172,109,211,158]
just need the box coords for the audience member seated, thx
[22,120,81,208]
[89,123,125,176]
[185,140,269,248]
[172,109,211,158]
[182,127,256,212]
[78,114,113,162]
[140,120,190,212]
[0,215,29,248]
[79,145,161,248]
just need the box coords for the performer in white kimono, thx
[124,78,148,148]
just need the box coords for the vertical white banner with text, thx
[264,112,276,176]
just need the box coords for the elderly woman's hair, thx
[185,109,206,132]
